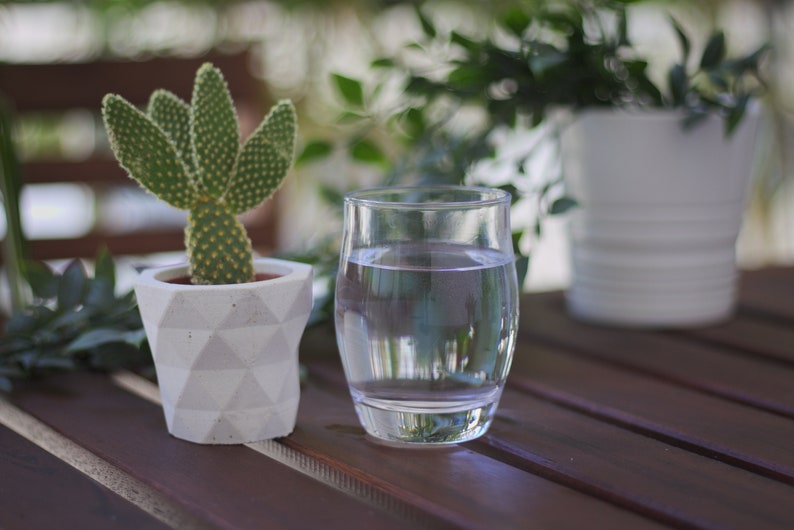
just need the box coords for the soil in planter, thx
[167,272,281,285]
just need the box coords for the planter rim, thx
[136,257,312,291]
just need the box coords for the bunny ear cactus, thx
[102,63,297,285]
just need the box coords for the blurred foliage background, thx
[0,0,792,293]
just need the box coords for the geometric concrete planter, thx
[134,258,313,444]
[563,108,761,327]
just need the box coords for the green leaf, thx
[350,138,387,167]
[726,94,750,137]
[25,260,57,299]
[617,8,630,46]
[148,89,196,176]
[401,107,426,139]
[405,76,441,97]
[6,312,43,336]
[15,350,40,371]
[529,51,568,77]
[50,308,91,331]
[191,63,240,198]
[296,140,333,166]
[738,44,770,72]
[501,8,531,37]
[700,31,726,70]
[34,356,76,371]
[450,31,479,53]
[57,260,86,311]
[331,74,365,108]
[446,64,487,94]
[668,64,689,106]
[669,17,690,62]
[0,337,32,356]
[0,363,26,378]
[66,328,147,353]
[94,247,116,290]
[498,184,520,205]
[318,185,345,208]
[415,7,437,39]
[371,58,396,68]
[549,197,578,215]
[84,277,115,311]
[102,94,196,210]
[226,99,297,214]
[336,110,368,124]
[89,342,150,370]
[707,71,730,91]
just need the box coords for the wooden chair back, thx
[0,50,278,262]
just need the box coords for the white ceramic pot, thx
[134,258,313,444]
[563,108,761,327]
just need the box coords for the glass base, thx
[351,393,499,445]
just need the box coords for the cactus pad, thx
[102,63,297,285]
[186,198,254,285]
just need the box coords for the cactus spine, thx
[102,63,297,285]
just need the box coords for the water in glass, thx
[336,240,518,444]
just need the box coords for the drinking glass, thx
[335,186,519,445]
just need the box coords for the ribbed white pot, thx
[134,258,313,444]
[563,109,760,327]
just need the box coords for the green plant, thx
[302,2,768,286]
[102,63,297,285]
[0,249,150,392]
[390,1,767,136]
[0,97,30,313]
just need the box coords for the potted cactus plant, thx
[102,63,312,444]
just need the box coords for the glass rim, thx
[344,185,511,210]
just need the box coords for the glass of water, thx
[335,186,519,445]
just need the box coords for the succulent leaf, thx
[191,63,240,199]
[148,90,197,177]
[102,94,196,210]
[102,64,298,285]
[225,100,297,214]
[185,198,254,285]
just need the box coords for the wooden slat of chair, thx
[0,50,277,263]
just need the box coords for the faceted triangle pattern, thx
[136,258,313,444]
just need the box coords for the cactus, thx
[101,63,297,285]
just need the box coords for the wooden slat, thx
[24,204,276,262]
[0,423,170,530]
[677,310,794,366]
[506,341,794,485]
[27,230,187,261]
[520,292,794,417]
[23,158,129,185]
[0,51,260,111]
[292,362,667,530]
[9,373,411,530]
[1,49,278,263]
[471,388,794,529]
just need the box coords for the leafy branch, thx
[0,249,151,392]
[667,18,768,135]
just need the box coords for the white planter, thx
[134,258,313,444]
[563,108,761,327]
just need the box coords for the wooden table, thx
[2,267,793,529]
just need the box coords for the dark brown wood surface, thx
[0,424,170,529]
[2,267,794,529]
[0,52,261,112]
